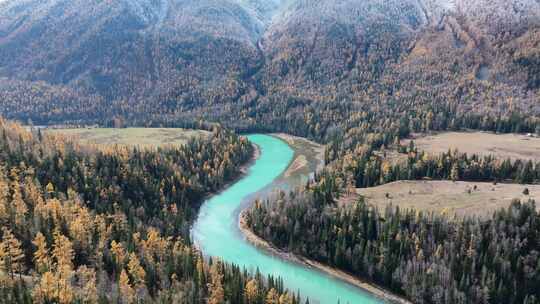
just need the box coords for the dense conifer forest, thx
[0,119,304,304]
[245,118,540,303]
[247,195,540,304]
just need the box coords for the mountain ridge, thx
[0,0,539,129]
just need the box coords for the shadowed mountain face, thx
[0,0,539,126]
[0,0,265,96]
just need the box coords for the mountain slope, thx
[0,0,538,130]
[0,0,266,110]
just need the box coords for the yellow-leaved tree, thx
[265,288,280,304]
[33,271,56,303]
[52,231,74,274]
[127,252,146,294]
[119,269,135,303]
[52,231,74,304]
[196,252,206,287]
[244,279,259,304]
[110,240,126,268]
[0,227,25,279]
[279,292,293,304]
[0,171,9,223]
[10,174,27,226]
[207,260,224,304]
[32,232,50,273]
[76,265,98,304]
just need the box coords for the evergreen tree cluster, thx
[345,141,540,189]
[247,193,540,304]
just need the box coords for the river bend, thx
[192,134,382,304]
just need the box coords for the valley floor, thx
[340,180,540,218]
[403,131,540,161]
[45,127,210,148]
[238,134,410,303]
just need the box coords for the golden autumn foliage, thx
[32,233,50,274]
[110,240,126,267]
[119,269,135,304]
[0,119,297,304]
[52,231,74,275]
[245,279,259,303]
[32,271,56,303]
[266,288,280,304]
[127,253,146,289]
[0,227,25,279]
[207,261,225,304]
[75,266,98,304]
[278,292,294,304]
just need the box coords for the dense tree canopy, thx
[0,118,305,304]
[247,191,540,304]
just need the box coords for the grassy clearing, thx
[341,180,540,218]
[46,128,210,148]
[403,131,540,161]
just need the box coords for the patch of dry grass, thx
[341,180,540,218]
[46,128,210,148]
[403,132,540,161]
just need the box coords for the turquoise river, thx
[192,134,384,304]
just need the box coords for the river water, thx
[192,134,383,304]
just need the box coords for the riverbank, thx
[272,133,325,170]
[200,142,260,202]
[239,212,412,304]
[242,142,261,174]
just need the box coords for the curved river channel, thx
[192,134,383,304]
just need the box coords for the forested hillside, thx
[0,119,302,304]
[0,0,539,140]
